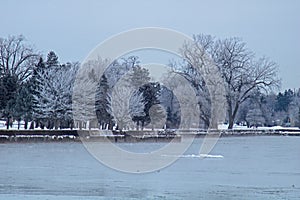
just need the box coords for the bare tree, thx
[168,61,211,128]
[0,35,38,128]
[181,34,280,129]
[0,35,38,83]
[161,71,200,129]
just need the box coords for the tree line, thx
[0,34,298,130]
[0,35,79,129]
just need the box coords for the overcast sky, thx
[0,0,299,90]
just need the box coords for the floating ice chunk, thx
[162,154,224,158]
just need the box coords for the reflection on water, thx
[0,136,299,199]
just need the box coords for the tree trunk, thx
[228,116,234,129]
[118,122,123,131]
[24,119,28,130]
[6,117,10,129]
[40,122,44,129]
[88,121,91,130]
[70,121,73,130]
[29,121,34,129]
[35,120,39,128]
[79,121,82,130]
[54,120,59,130]
[108,121,113,130]
[228,103,240,129]
[141,121,144,131]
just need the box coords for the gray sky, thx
[0,0,299,90]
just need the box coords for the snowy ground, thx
[0,120,30,130]
[1,120,299,132]
[218,123,300,131]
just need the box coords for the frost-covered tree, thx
[82,56,144,130]
[287,89,300,127]
[129,91,146,126]
[168,62,211,128]
[31,57,47,128]
[33,56,78,129]
[73,58,109,130]
[106,61,151,130]
[181,34,280,129]
[127,65,151,89]
[111,81,145,131]
[107,62,150,131]
[162,73,200,129]
[46,51,59,67]
[104,56,140,88]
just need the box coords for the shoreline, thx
[0,129,299,143]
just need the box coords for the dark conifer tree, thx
[96,75,113,129]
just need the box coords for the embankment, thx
[0,128,299,143]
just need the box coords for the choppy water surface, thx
[0,136,299,199]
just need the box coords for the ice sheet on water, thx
[162,154,224,158]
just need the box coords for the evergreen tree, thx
[46,51,59,67]
[275,89,294,112]
[135,82,161,130]
[128,65,151,89]
[0,74,19,129]
[96,75,113,129]
[13,83,33,129]
[33,53,78,129]
[31,57,46,128]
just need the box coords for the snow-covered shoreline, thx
[0,127,299,143]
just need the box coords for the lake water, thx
[0,136,299,199]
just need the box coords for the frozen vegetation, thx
[1,35,299,133]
